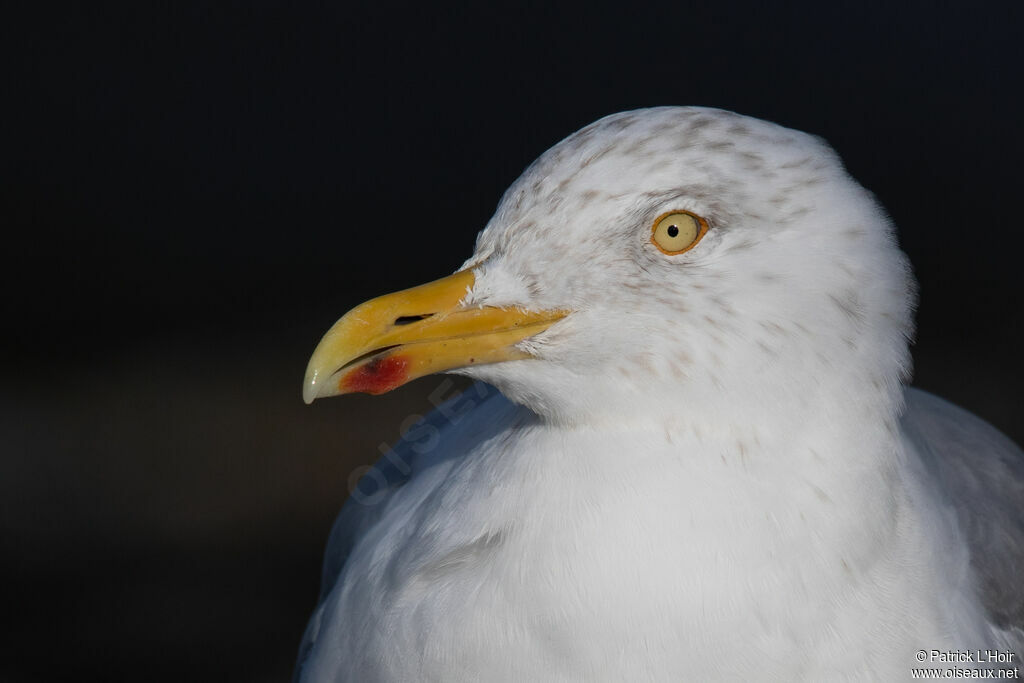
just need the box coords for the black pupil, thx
[667,225,679,238]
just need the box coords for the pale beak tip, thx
[302,371,321,405]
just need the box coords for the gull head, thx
[304,107,916,428]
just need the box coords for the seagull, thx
[294,107,1024,681]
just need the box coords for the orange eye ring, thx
[650,210,709,255]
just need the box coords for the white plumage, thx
[295,107,1024,681]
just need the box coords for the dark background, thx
[3,1,1022,681]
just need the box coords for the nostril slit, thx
[394,314,434,326]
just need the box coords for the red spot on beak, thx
[340,354,411,395]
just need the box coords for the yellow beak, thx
[303,269,568,403]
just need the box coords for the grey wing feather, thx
[292,382,508,681]
[901,387,1024,632]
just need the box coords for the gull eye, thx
[651,211,709,255]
